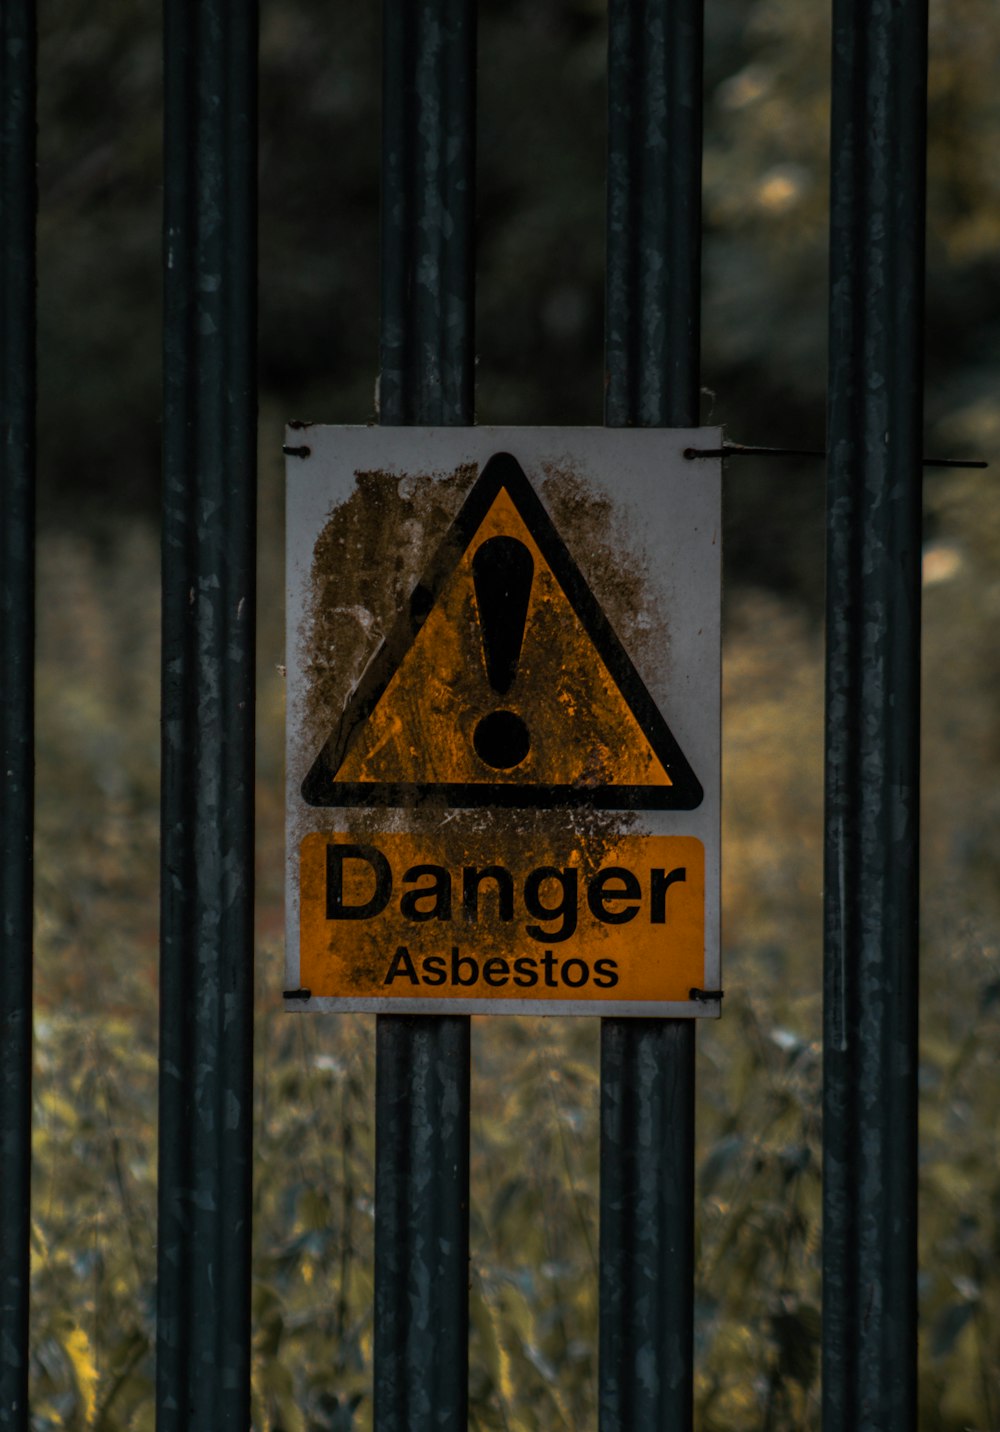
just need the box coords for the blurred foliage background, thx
[29,0,1000,1427]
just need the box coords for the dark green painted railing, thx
[823,1,927,1428]
[0,0,933,1427]
[0,4,35,1430]
[375,3,475,1427]
[601,2,703,1428]
[156,3,258,1430]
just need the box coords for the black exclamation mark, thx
[471,536,533,769]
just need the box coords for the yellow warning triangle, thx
[303,453,702,810]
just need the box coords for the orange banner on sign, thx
[298,831,704,1006]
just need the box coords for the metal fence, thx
[0,0,928,1428]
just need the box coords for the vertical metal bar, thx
[0,4,35,1429]
[157,3,257,1429]
[599,1021,696,1431]
[379,0,475,428]
[605,0,702,431]
[822,1,927,1428]
[601,2,702,1429]
[374,3,474,1428]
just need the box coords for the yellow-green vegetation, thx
[29,430,1000,1430]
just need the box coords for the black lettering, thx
[561,958,589,988]
[482,957,510,987]
[462,865,515,923]
[650,867,686,924]
[400,864,452,921]
[524,867,578,942]
[541,950,559,987]
[588,866,641,924]
[327,843,392,920]
[451,947,479,986]
[383,945,419,985]
[422,955,447,986]
[513,956,538,987]
[593,958,619,988]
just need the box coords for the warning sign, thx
[299,832,705,1004]
[285,427,721,1017]
[302,452,701,810]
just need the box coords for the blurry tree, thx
[36,0,1000,601]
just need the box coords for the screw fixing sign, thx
[285,428,721,1016]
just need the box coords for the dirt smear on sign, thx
[297,463,476,763]
[293,457,664,861]
[335,805,641,883]
[540,462,670,685]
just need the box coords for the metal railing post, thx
[374,2,475,1428]
[822,1,927,1427]
[157,3,258,1428]
[601,1,703,1428]
[0,3,35,1428]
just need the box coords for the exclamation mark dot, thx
[471,536,533,769]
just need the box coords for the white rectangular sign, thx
[285,427,721,1016]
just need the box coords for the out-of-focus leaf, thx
[60,1324,98,1427]
[700,1134,745,1194]
[930,1299,978,1359]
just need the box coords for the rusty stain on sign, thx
[300,462,476,758]
[285,427,722,1017]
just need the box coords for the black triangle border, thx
[302,452,703,810]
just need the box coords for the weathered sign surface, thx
[285,427,721,1016]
